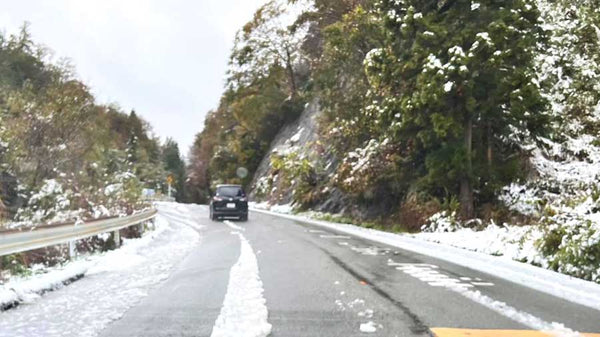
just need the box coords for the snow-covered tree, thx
[228,0,311,97]
[362,0,548,218]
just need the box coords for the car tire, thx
[240,214,248,221]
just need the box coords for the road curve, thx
[100,204,600,337]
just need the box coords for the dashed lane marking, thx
[389,260,494,288]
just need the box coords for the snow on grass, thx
[416,223,544,265]
[211,230,271,337]
[250,207,600,312]
[0,203,200,337]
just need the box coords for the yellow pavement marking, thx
[431,328,600,337]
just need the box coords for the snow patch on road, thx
[359,321,377,333]
[211,231,271,337]
[459,290,580,337]
[358,308,374,318]
[224,220,245,231]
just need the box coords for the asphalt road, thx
[100,205,600,337]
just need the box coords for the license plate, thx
[226,203,236,209]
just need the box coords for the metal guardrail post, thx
[69,219,81,259]
[69,241,76,259]
[113,230,121,248]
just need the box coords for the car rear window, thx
[217,186,245,197]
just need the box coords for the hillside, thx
[0,26,187,275]
[186,0,600,282]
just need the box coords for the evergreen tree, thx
[365,0,548,218]
[161,138,186,201]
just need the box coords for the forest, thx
[188,0,599,218]
[0,25,187,229]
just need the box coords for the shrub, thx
[421,211,460,233]
[267,151,320,208]
[536,215,600,282]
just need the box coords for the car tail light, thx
[240,197,247,202]
[213,196,223,201]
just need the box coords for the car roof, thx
[216,184,242,188]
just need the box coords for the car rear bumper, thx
[212,208,248,216]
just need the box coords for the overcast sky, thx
[1,0,266,155]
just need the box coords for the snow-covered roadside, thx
[0,212,171,310]
[0,203,200,337]
[416,219,544,264]
[0,258,89,310]
[250,206,600,313]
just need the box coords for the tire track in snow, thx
[211,221,271,337]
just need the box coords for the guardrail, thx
[0,209,157,257]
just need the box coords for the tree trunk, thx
[284,46,297,98]
[487,121,493,169]
[460,115,474,219]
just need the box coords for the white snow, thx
[357,308,374,318]
[224,220,245,231]
[0,203,200,337]
[418,219,543,265]
[350,246,382,256]
[250,201,294,215]
[399,261,581,335]
[288,127,304,144]
[211,230,271,337]
[0,260,89,308]
[443,81,454,92]
[359,321,377,333]
[250,207,600,312]
[458,290,579,336]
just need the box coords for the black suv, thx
[209,184,248,221]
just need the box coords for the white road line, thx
[210,230,271,337]
[395,263,580,336]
